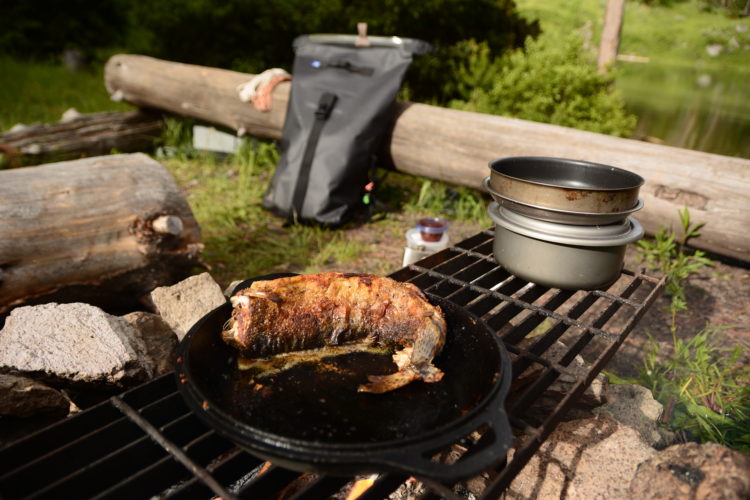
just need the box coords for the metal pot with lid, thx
[487,202,644,290]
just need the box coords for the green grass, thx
[514,0,750,157]
[637,207,714,330]
[163,139,368,283]
[160,125,489,285]
[615,326,750,453]
[0,57,129,131]
[515,0,750,70]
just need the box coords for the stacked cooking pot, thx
[484,157,645,290]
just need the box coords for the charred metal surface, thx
[0,229,663,499]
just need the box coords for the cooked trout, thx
[221,272,447,393]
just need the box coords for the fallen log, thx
[104,54,750,262]
[0,153,203,315]
[0,110,163,167]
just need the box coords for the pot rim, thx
[482,177,643,223]
[489,156,645,192]
[488,202,644,247]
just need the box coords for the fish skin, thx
[222,272,447,392]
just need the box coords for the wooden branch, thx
[104,54,750,262]
[0,154,203,314]
[0,110,163,166]
[598,0,626,72]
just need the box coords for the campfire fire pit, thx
[0,229,663,499]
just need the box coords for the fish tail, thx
[358,369,418,393]
[358,363,444,393]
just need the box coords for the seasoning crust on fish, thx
[221,272,447,393]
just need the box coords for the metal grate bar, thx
[27,433,169,499]
[0,402,121,473]
[155,449,258,499]
[92,454,192,499]
[407,266,623,341]
[0,412,141,498]
[0,228,662,500]
[110,396,237,500]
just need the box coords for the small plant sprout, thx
[637,207,713,331]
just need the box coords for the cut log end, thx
[152,215,184,236]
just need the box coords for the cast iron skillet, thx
[175,274,512,481]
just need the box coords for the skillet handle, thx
[375,404,513,482]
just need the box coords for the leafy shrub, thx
[630,326,750,453]
[697,0,750,17]
[449,33,637,137]
[0,0,538,103]
[637,207,713,329]
[124,0,538,102]
[0,0,128,62]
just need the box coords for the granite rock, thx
[594,383,667,447]
[0,373,70,418]
[0,302,153,387]
[121,311,179,376]
[149,272,226,340]
[503,414,656,499]
[629,442,750,499]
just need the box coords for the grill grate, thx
[0,229,663,499]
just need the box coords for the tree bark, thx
[0,110,163,167]
[598,0,626,72]
[104,54,750,262]
[0,153,203,315]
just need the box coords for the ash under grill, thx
[0,229,663,500]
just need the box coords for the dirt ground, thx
[612,245,750,377]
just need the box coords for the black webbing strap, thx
[291,91,338,219]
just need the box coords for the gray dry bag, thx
[262,33,430,225]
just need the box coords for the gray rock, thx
[629,442,750,499]
[696,74,712,88]
[503,414,656,499]
[0,373,70,418]
[0,303,153,387]
[122,312,179,376]
[594,383,666,447]
[706,44,724,57]
[149,272,226,340]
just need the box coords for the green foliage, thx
[0,0,537,104]
[0,0,128,62]
[156,117,198,161]
[0,57,130,131]
[630,327,750,453]
[697,0,750,17]
[618,208,747,452]
[404,179,490,224]
[637,207,713,329]
[442,40,503,102]
[449,33,637,137]
[164,137,370,282]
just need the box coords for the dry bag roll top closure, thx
[263,34,430,225]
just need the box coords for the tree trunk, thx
[0,154,203,315]
[598,0,626,72]
[0,110,163,167]
[104,55,750,262]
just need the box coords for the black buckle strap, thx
[291,92,338,220]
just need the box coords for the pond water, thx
[616,61,750,159]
